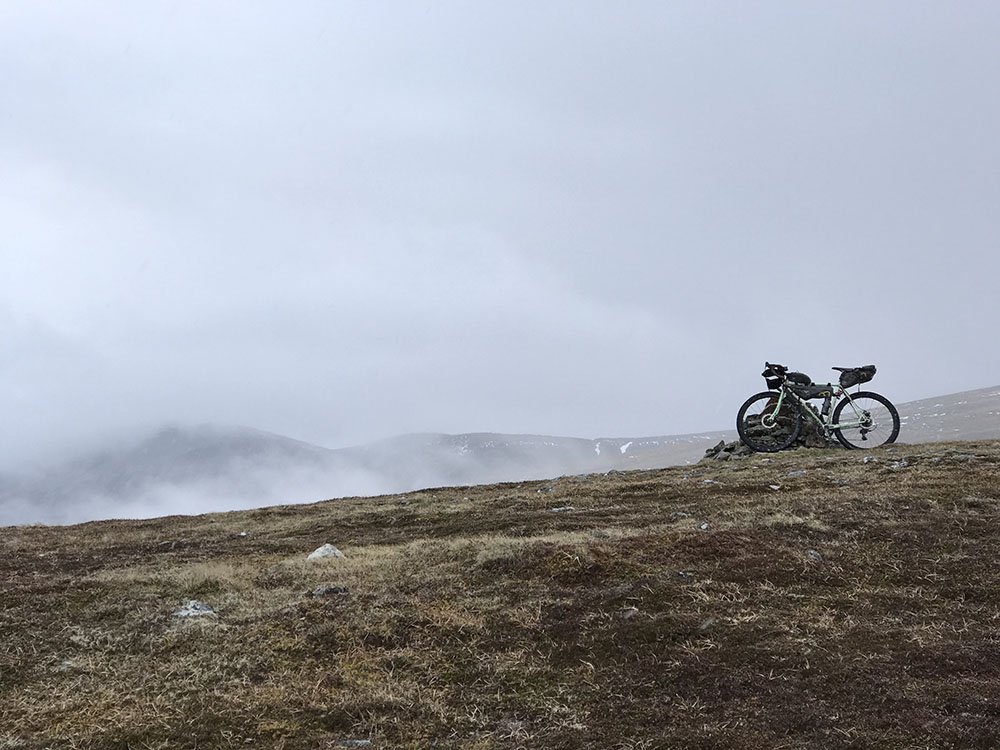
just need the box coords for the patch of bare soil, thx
[2,440,1000,749]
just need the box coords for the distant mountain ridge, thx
[0,427,729,526]
[2,385,998,526]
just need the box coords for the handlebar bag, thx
[761,363,812,390]
[762,363,785,390]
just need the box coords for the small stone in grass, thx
[308,544,345,560]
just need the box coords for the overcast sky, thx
[2,2,998,467]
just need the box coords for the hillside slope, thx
[3,440,999,748]
[0,427,728,526]
[897,385,1000,442]
[5,384,998,526]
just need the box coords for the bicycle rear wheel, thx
[736,391,802,452]
[831,391,900,449]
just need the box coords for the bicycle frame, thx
[767,383,870,436]
[739,362,899,452]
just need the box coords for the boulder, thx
[307,543,345,560]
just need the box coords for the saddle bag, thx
[839,365,876,389]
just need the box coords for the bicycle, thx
[736,362,901,452]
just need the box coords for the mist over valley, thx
[3,385,997,526]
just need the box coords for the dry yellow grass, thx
[2,440,1000,748]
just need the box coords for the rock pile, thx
[704,404,833,461]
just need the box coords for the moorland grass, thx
[2,441,1000,748]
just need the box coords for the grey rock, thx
[704,440,727,458]
[172,600,216,618]
[702,439,753,461]
[307,543,345,560]
[805,549,823,562]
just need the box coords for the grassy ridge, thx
[2,441,1000,749]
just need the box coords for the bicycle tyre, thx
[736,391,802,453]
[831,391,900,449]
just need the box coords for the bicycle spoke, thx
[737,392,801,452]
[832,393,900,449]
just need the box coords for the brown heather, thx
[2,440,1000,749]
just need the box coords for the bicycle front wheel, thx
[736,391,802,453]
[831,391,900,449]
